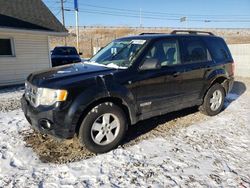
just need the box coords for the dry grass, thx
[49,27,250,58]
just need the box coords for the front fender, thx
[65,80,108,132]
[105,81,139,125]
[65,75,139,132]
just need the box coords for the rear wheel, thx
[199,83,225,116]
[78,102,127,153]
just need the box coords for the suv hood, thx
[28,63,119,87]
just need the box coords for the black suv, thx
[51,46,82,67]
[21,30,234,153]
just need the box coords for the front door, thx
[134,38,184,119]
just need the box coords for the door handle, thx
[173,72,180,77]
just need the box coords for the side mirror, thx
[140,58,161,70]
[79,52,83,55]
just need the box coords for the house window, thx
[0,38,14,56]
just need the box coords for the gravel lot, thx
[0,78,248,164]
[0,77,249,187]
[0,86,24,112]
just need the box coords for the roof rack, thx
[139,33,165,35]
[171,30,214,36]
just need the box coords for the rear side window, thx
[204,37,232,62]
[180,38,211,64]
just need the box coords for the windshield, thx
[52,47,78,56]
[89,39,147,68]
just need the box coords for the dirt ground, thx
[21,77,249,164]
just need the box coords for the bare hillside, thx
[50,27,250,58]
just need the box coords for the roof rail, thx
[139,33,165,35]
[171,30,214,36]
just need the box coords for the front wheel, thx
[199,83,225,116]
[78,102,127,153]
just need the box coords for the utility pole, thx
[74,0,79,52]
[75,9,79,52]
[139,8,142,27]
[60,0,67,45]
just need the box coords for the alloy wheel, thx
[210,89,223,111]
[91,113,120,145]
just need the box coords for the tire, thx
[78,102,127,153]
[199,83,225,116]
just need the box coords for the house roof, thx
[0,0,67,34]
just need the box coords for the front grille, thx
[25,81,38,107]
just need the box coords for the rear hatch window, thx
[204,37,233,62]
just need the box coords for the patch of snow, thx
[0,87,24,112]
[106,63,127,69]
[85,61,127,69]
[0,87,23,100]
[0,87,250,187]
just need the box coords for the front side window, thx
[143,39,180,67]
[181,38,211,64]
[0,38,14,56]
[90,39,148,68]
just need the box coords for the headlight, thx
[36,88,68,106]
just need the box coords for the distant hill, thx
[50,26,250,58]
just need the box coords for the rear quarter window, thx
[204,37,232,62]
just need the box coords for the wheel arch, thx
[209,76,229,93]
[201,75,228,104]
[74,96,137,135]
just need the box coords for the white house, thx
[0,0,68,86]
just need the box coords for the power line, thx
[78,9,180,21]
[77,2,250,19]
[76,8,250,23]
[47,1,250,24]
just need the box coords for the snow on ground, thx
[0,83,250,187]
[0,86,24,112]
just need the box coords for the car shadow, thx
[123,106,199,145]
[223,81,246,110]
[123,81,247,146]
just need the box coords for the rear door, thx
[179,36,213,104]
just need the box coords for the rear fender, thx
[202,68,229,98]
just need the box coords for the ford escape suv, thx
[21,30,234,153]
